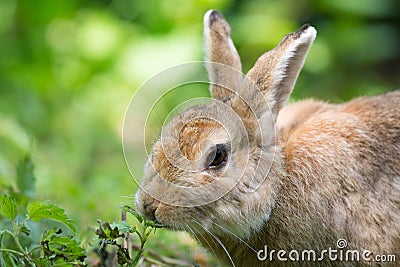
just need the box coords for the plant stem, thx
[0,248,25,257]
[121,209,133,259]
[52,262,85,266]
[9,219,36,266]
[28,245,41,255]
[130,245,143,266]
[143,256,169,266]
[130,221,151,267]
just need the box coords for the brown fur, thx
[135,10,400,266]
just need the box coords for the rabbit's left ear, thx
[246,25,317,118]
[204,10,242,101]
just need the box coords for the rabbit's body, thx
[189,92,400,266]
[276,92,400,264]
[135,10,400,266]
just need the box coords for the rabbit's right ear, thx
[204,10,242,101]
[246,25,317,118]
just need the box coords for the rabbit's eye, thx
[208,144,228,168]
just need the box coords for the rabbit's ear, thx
[204,10,242,101]
[246,25,316,118]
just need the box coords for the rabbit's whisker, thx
[193,210,257,253]
[185,224,224,267]
[192,220,236,267]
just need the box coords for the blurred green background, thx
[0,0,399,262]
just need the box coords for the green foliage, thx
[111,221,134,235]
[41,228,86,264]
[0,156,86,266]
[0,195,19,220]
[27,200,77,234]
[95,207,166,266]
[0,155,196,266]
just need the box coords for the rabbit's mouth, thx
[152,219,168,229]
[156,222,190,232]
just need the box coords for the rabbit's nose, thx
[142,200,159,222]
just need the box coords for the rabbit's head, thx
[135,10,316,238]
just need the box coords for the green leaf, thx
[0,195,19,220]
[41,228,86,263]
[111,221,134,234]
[95,220,126,240]
[116,246,131,264]
[16,155,36,198]
[27,200,77,233]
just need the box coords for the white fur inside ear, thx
[203,10,214,62]
[272,26,317,92]
[203,9,215,29]
[273,26,317,86]
[274,26,317,84]
[269,26,317,111]
[299,26,317,43]
[203,10,238,63]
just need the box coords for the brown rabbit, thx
[135,10,400,266]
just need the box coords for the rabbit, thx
[135,10,400,266]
